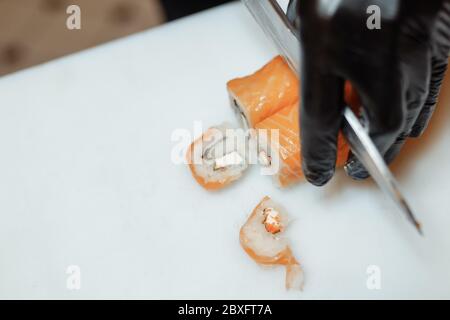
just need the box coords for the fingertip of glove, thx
[344,158,370,181]
[304,168,335,186]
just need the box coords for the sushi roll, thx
[227,56,299,129]
[240,196,304,290]
[255,102,304,188]
[256,102,350,188]
[255,81,360,188]
[186,124,250,191]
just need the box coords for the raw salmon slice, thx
[227,56,299,128]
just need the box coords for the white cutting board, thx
[0,1,449,299]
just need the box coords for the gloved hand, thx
[287,0,450,186]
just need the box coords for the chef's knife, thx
[242,0,422,234]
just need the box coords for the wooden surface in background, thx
[0,0,165,76]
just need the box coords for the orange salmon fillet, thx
[227,56,299,128]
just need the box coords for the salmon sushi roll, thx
[255,102,303,188]
[186,124,250,191]
[227,56,299,129]
[240,196,304,290]
[255,84,359,188]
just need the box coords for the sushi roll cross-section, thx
[186,124,250,191]
[240,196,304,290]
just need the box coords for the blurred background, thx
[0,0,234,76]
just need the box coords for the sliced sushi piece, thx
[240,196,304,290]
[186,124,250,191]
[255,102,303,188]
[227,56,299,129]
[255,81,360,188]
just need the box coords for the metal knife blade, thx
[242,0,422,234]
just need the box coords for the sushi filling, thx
[263,208,282,234]
[195,125,249,184]
[214,151,244,171]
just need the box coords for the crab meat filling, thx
[191,126,249,186]
[263,208,283,234]
[214,151,245,171]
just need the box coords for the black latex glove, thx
[287,0,450,186]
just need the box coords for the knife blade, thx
[242,0,422,235]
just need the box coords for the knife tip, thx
[415,221,424,237]
[399,198,423,236]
